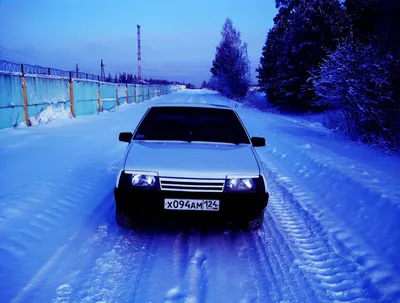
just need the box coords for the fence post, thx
[142,85,144,102]
[48,68,51,75]
[21,74,30,126]
[126,84,129,104]
[116,85,119,107]
[69,72,75,117]
[148,85,150,100]
[134,85,137,103]
[98,84,102,112]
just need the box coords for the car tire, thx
[116,206,131,228]
[239,210,264,231]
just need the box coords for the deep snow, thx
[0,90,399,303]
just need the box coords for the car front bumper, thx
[114,187,269,222]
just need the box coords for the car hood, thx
[124,141,260,179]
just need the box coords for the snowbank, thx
[28,104,73,126]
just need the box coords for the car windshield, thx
[133,106,250,144]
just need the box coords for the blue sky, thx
[0,0,277,85]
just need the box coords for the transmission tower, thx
[100,59,105,81]
[137,24,142,81]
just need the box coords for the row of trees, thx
[104,72,184,85]
[253,0,399,152]
[209,4,399,151]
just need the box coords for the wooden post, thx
[21,76,30,126]
[134,85,137,103]
[98,85,102,112]
[126,85,129,104]
[142,85,144,102]
[116,86,119,107]
[69,76,75,117]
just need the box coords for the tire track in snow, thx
[184,228,208,303]
[128,227,208,303]
[10,190,115,303]
[0,173,104,260]
[260,159,379,302]
[164,229,190,302]
[238,228,282,302]
[123,227,187,303]
[73,230,153,303]
[258,134,400,301]
[261,129,400,282]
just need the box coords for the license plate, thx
[164,199,219,211]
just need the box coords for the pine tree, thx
[257,0,348,111]
[119,73,127,83]
[127,73,133,83]
[201,80,208,88]
[345,0,400,54]
[210,18,251,98]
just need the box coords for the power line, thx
[0,46,76,68]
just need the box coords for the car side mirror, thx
[251,136,266,147]
[119,132,133,143]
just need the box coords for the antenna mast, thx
[137,24,142,81]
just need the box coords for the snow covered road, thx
[1,90,400,302]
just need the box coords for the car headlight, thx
[131,174,156,187]
[224,177,257,192]
[118,171,159,189]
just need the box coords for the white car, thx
[114,103,269,230]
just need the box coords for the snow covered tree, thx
[257,0,348,111]
[256,7,291,108]
[345,0,400,55]
[210,18,251,98]
[313,40,400,151]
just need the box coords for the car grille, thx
[159,177,225,193]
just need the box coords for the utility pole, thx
[100,59,105,81]
[137,24,142,81]
[76,64,79,77]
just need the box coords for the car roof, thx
[149,102,233,110]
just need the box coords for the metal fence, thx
[0,60,103,81]
[0,60,186,129]
[0,60,181,84]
